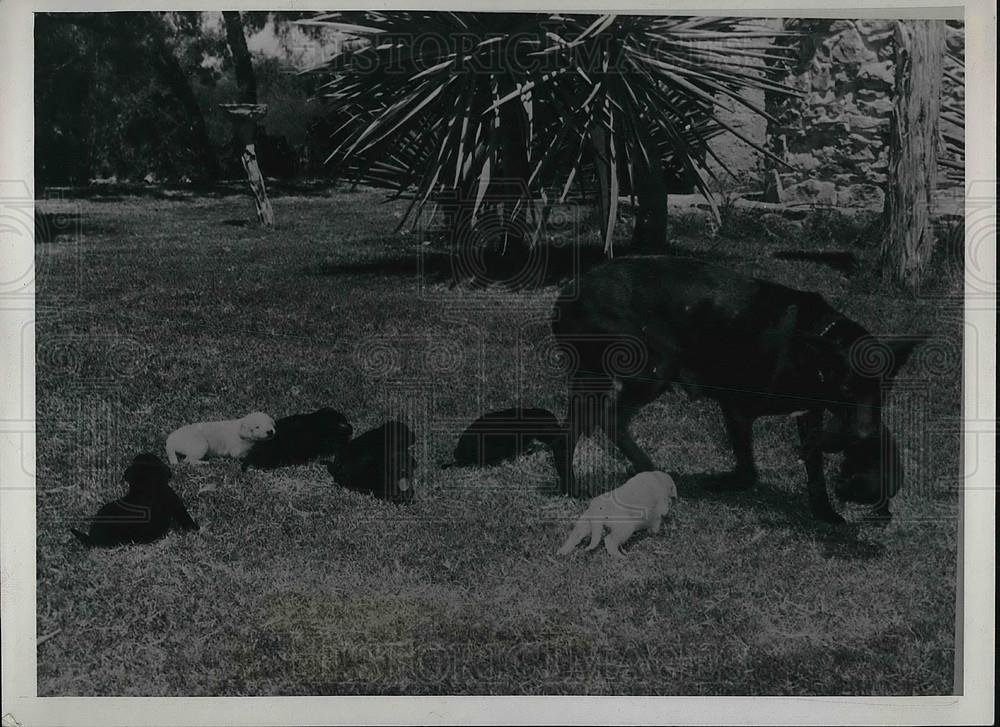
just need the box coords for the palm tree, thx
[304,12,799,256]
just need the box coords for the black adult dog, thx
[550,256,922,523]
[325,421,416,504]
[242,407,353,470]
[445,407,563,468]
[70,453,199,547]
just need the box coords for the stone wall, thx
[762,19,965,209]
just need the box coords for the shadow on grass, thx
[308,242,741,290]
[674,471,887,561]
[309,245,612,288]
[772,250,859,277]
[35,210,119,242]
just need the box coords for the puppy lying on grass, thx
[445,407,563,468]
[325,420,416,504]
[166,411,275,464]
[242,407,353,470]
[557,471,678,558]
[71,453,199,547]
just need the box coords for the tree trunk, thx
[241,144,274,226]
[496,86,530,252]
[221,13,272,227]
[762,18,792,203]
[881,20,945,290]
[590,119,612,242]
[630,140,668,251]
[223,11,258,104]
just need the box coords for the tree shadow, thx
[309,244,612,289]
[35,210,118,242]
[308,241,736,290]
[772,250,859,277]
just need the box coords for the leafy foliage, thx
[35,13,225,184]
[34,12,332,185]
[306,12,801,251]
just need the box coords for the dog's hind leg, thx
[796,408,845,524]
[603,530,628,558]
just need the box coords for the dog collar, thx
[818,319,843,338]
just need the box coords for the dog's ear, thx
[239,419,253,439]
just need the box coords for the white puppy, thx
[557,471,678,557]
[166,412,276,465]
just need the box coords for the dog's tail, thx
[70,528,93,547]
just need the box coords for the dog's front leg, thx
[718,405,758,489]
[555,375,613,497]
[796,409,845,524]
[610,379,666,475]
[550,433,576,497]
[609,410,657,475]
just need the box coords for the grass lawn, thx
[35,184,962,695]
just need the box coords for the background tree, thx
[880,20,946,290]
[35,12,223,184]
[34,11,335,186]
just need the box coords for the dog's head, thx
[826,335,923,442]
[240,412,277,441]
[833,427,903,508]
[124,453,172,491]
[315,408,354,444]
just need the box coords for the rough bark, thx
[881,20,945,290]
[242,144,274,226]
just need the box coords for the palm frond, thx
[306,12,801,253]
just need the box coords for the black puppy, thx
[243,407,353,470]
[325,421,416,504]
[70,453,199,547]
[445,407,563,468]
[551,255,922,523]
